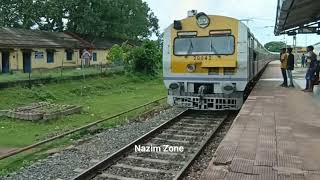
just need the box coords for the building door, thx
[1,51,10,73]
[23,51,31,73]
[47,50,54,63]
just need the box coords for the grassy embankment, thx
[0,66,123,83]
[0,72,166,175]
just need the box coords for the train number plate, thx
[193,56,213,60]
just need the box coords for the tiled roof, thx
[91,39,123,49]
[89,38,136,49]
[0,27,92,49]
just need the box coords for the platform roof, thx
[274,0,320,35]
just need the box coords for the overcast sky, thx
[145,0,320,47]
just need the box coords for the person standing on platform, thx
[303,46,317,92]
[280,48,288,87]
[315,52,320,85]
[301,54,306,68]
[287,48,294,88]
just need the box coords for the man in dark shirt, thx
[316,52,320,84]
[287,48,294,87]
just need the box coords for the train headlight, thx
[196,12,210,28]
[187,64,196,72]
[169,83,179,90]
[221,83,235,95]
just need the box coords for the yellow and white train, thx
[163,11,274,110]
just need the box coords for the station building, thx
[0,27,109,73]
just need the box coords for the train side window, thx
[253,51,257,61]
[249,37,254,48]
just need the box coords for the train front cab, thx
[163,14,250,111]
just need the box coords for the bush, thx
[30,86,57,101]
[107,44,124,65]
[125,40,162,76]
[107,42,132,66]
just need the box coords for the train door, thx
[1,51,10,73]
[248,35,254,80]
[23,51,32,73]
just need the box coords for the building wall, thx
[91,49,108,65]
[6,48,80,70]
[11,50,19,70]
[1,48,109,73]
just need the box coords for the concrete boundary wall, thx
[0,103,82,121]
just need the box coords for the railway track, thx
[73,110,230,180]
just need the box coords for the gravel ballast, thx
[181,113,237,180]
[2,107,185,180]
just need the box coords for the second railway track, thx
[73,110,232,180]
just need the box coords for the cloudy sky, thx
[145,0,320,47]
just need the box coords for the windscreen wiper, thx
[211,39,221,58]
[187,39,193,55]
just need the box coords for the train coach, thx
[163,11,276,110]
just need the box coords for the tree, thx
[157,32,164,50]
[34,0,68,32]
[125,40,162,76]
[0,0,37,29]
[0,0,160,40]
[93,0,159,40]
[264,41,286,52]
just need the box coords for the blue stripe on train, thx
[164,77,248,81]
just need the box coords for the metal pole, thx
[61,59,64,79]
[284,34,287,49]
[100,62,103,75]
[293,35,297,67]
[81,58,85,96]
[28,71,31,88]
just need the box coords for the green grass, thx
[0,72,167,175]
[0,65,123,83]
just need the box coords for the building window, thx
[47,50,54,63]
[66,49,73,61]
[35,51,44,59]
[92,52,97,61]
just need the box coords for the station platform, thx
[201,61,320,180]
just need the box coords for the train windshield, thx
[174,36,234,55]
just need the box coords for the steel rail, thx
[72,110,229,180]
[72,109,189,180]
[173,114,228,180]
[0,96,166,161]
